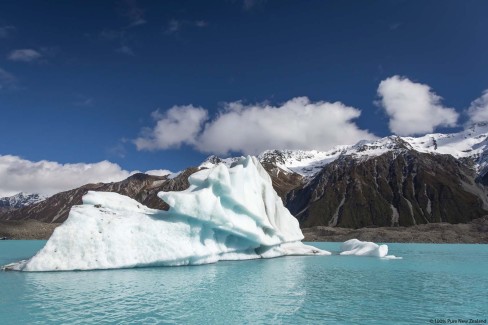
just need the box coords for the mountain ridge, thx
[3,125,488,229]
[0,193,47,212]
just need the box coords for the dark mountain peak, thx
[287,149,488,228]
[260,150,287,165]
[0,192,47,212]
[204,155,222,165]
[125,172,167,182]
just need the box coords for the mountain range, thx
[0,193,46,213]
[2,123,488,228]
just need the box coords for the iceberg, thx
[339,239,401,259]
[4,156,329,272]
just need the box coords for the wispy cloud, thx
[116,45,134,56]
[0,67,17,90]
[100,29,123,41]
[242,0,266,11]
[39,46,60,58]
[166,19,181,34]
[8,49,42,62]
[122,0,147,28]
[94,0,147,56]
[107,142,128,159]
[0,25,15,38]
[389,22,402,31]
[99,29,134,56]
[74,94,94,107]
[195,20,208,28]
[165,19,208,35]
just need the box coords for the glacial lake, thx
[0,241,487,324]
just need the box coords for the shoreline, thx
[0,220,61,240]
[1,218,487,243]
[302,217,488,244]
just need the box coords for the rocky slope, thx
[287,144,488,228]
[2,124,488,230]
[0,173,174,223]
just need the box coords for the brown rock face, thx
[0,170,198,223]
[286,150,488,228]
[2,150,488,230]
[260,162,304,203]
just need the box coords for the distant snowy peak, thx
[199,155,242,169]
[0,192,47,210]
[258,149,345,176]
[201,123,488,177]
[403,123,488,165]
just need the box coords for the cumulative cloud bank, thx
[134,97,376,155]
[0,154,174,197]
[5,156,330,272]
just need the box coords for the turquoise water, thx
[1,241,487,324]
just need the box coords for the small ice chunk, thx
[340,239,396,258]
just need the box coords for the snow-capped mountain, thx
[0,193,47,212]
[199,155,242,169]
[200,122,488,179]
[3,124,488,229]
[198,124,488,228]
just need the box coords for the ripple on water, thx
[0,242,487,324]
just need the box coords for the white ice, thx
[4,156,329,272]
[339,239,401,259]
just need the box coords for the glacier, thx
[4,156,330,272]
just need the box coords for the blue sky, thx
[1,0,488,196]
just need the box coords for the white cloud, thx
[377,75,458,136]
[0,155,135,197]
[467,90,488,124]
[134,105,208,150]
[144,169,173,177]
[8,49,42,62]
[135,97,376,155]
[199,97,376,154]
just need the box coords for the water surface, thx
[1,241,487,324]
